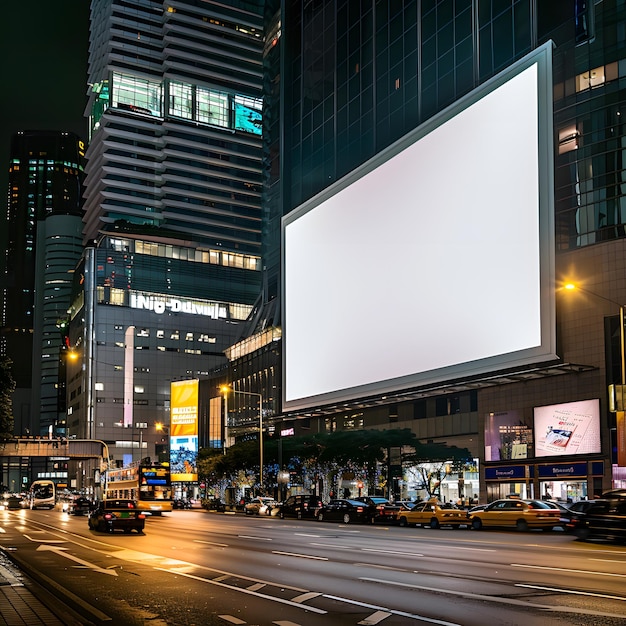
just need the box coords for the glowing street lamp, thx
[221,385,264,491]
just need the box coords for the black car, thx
[88,499,146,534]
[575,498,626,543]
[354,496,401,523]
[69,496,93,516]
[559,500,597,533]
[278,494,323,519]
[316,499,372,524]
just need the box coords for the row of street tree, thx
[197,428,472,503]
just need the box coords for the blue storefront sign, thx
[537,462,587,478]
[485,465,528,480]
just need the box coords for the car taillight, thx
[138,514,146,519]
[104,514,113,520]
[357,507,364,513]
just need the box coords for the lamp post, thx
[220,386,264,492]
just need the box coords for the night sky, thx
[0,1,90,204]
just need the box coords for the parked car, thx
[88,499,146,533]
[559,500,597,533]
[469,499,561,531]
[316,499,372,524]
[244,496,277,516]
[354,496,401,523]
[574,498,626,543]
[173,498,193,509]
[397,499,468,529]
[202,497,226,512]
[278,494,323,519]
[396,500,418,511]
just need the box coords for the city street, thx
[1,507,625,625]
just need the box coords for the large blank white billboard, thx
[282,44,555,411]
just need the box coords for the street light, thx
[221,385,264,492]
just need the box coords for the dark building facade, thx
[260,1,626,502]
[0,130,84,437]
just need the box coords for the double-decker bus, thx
[105,461,172,514]
[28,480,56,509]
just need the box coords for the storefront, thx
[484,460,604,503]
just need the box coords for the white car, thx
[244,497,277,516]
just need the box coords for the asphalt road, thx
[1,507,625,625]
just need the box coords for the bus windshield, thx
[29,480,56,509]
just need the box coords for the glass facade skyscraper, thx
[271,1,626,500]
[66,0,266,474]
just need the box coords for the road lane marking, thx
[358,610,393,625]
[238,535,272,541]
[361,548,423,557]
[194,539,228,547]
[516,584,626,601]
[291,591,322,603]
[36,544,118,576]
[272,550,328,560]
[219,616,246,624]
[358,577,626,619]
[154,567,327,614]
[323,593,460,626]
[247,582,266,591]
[510,563,626,578]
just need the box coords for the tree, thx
[0,357,15,440]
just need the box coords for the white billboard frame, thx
[282,43,555,412]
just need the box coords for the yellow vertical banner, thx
[170,380,199,482]
[617,411,626,467]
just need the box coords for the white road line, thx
[510,563,626,578]
[362,548,423,557]
[247,582,266,591]
[323,593,460,626]
[358,610,393,625]
[238,535,272,541]
[358,576,626,620]
[155,567,327,614]
[219,616,246,625]
[291,591,322,603]
[272,550,328,560]
[516,584,626,601]
[195,540,228,547]
[294,533,324,537]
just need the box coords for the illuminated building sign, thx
[130,293,228,319]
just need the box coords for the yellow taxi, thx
[397,499,467,529]
[468,498,561,531]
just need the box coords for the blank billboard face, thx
[282,44,555,411]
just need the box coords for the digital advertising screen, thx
[170,380,199,481]
[484,411,533,461]
[534,398,601,457]
[282,43,555,411]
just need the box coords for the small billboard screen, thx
[170,379,199,481]
[534,398,601,457]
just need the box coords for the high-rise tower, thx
[66,0,265,470]
[0,130,84,436]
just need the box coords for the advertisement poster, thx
[170,380,199,481]
[484,411,533,461]
[534,398,601,457]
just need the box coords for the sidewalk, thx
[0,553,66,626]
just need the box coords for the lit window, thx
[95,382,104,391]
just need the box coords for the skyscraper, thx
[66,0,265,473]
[271,1,624,501]
[0,130,84,436]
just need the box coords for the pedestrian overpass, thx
[0,438,108,465]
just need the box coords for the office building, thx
[66,0,265,472]
[265,1,626,502]
[0,130,84,437]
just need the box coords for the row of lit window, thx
[107,72,262,136]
